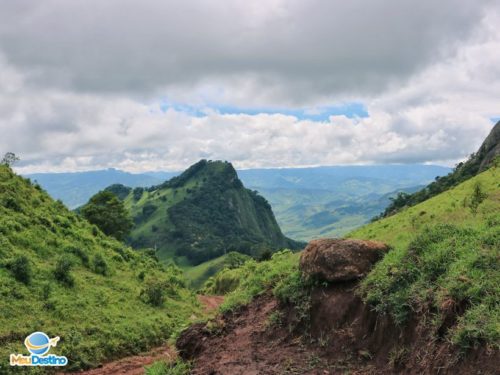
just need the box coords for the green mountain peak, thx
[104,160,303,265]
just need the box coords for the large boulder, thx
[299,239,388,282]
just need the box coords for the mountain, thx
[107,160,303,265]
[25,168,176,208]
[0,165,199,373]
[379,120,500,217]
[238,164,450,190]
[28,164,450,241]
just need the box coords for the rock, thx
[299,239,388,282]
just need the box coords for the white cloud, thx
[0,1,499,173]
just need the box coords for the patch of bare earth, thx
[68,346,176,375]
[178,288,499,375]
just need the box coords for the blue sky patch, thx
[159,100,368,121]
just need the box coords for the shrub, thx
[140,279,165,307]
[469,182,487,215]
[92,254,109,276]
[64,246,89,267]
[7,255,32,284]
[54,257,75,287]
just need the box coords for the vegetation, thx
[6,255,32,284]
[1,152,20,166]
[81,190,133,241]
[117,160,303,265]
[205,250,300,312]
[208,166,499,354]
[0,165,200,373]
[185,251,251,290]
[145,359,192,375]
[377,121,499,219]
[351,168,500,350]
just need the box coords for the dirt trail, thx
[197,295,225,313]
[70,295,224,375]
[70,346,176,375]
[178,293,347,375]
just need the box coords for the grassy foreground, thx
[0,165,200,373]
[350,168,500,350]
[205,168,499,352]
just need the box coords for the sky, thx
[1,0,499,173]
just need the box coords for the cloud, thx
[0,0,492,105]
[0,1,499,173]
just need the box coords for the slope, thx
[380,120,500,217]
[0,165,199,373]
[115,160,303,265]
[183,167,499,374]
[349,167,500,350]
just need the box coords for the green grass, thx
[350,168,500,350]
[0,165,201,374]
[144,359,191,375]
[212,250,300,312]
[184,252,251,290]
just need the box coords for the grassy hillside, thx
[0,165,200,373]
[350,168,499,349]
[207,167,499,353]
[378,121,499,218]
[118,160,302,265]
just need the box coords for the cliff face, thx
[476,120,500,171]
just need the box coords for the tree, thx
[469,182,487,215]
[81,191,133,241]
[1,152,20,166]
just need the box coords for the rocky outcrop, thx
[477,120,500,171]
[299,238,388,282]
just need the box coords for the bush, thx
[7,255,31,284]
[469,182,487,215]
[64,246,89,267]
[140,279,166,307]
[54,257,75,287]
[92,253,109,276]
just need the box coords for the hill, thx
[28,164,450,241]
[25,168,175,208]
[379,120,500,217]
[0,165,199,373]
[109,160,302,265]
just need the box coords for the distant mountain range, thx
[25,164,451,241]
